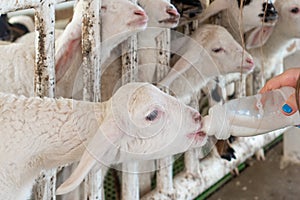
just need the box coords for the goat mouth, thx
[188,125,207,142]
[238,65,255,73]
[128,17,148,27]
[261,20,277,27]
[158,17,179,25]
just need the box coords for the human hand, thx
[260,68,300,116]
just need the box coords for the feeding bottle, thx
[201,86,300,139]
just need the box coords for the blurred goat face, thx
[106,83,207,159]
[238,0,278,32]
[203,26,254,75]
[138,0,180,28]
[275,0,300,37]
[101,0,148,40]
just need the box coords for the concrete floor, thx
[207,141,300,200]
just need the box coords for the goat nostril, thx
[166,8,180,18]
[193,112,202,123]
[246,58,253,65]
[134,10,146,16]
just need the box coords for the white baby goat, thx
[100,0,180,101]
[4,0,148,98]
[249,0,300,93]
[159,24,254,105]
[0,83,207,199]
[198,0,278,48]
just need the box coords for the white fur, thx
[100,0,180,101]
[159,24,254,105]
[136,0,180,82]
[2,0,148,99]
[0,83,207,199]
[198,0,278,48]
[249,0,300,91]
[198,0,277,103]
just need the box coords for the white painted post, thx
[120,0,139,198]
[80,0,103,199]
[121,34,138,84]
[34,0,56,98]
[33,169,57,200]
[142,129,285,199]
[81,0,102,102]
[122,162,140,200]
[282,127,300,168]
[121,25,140,200]
[184,19,201,177]
[32,1,57,199]
[154,29,175,198]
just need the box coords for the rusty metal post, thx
[32,1,56,199]
[34,0,56,98]
[120,0,139,199]
[154,29,175,197]
[80,0,103,199]
[81,0,102,102]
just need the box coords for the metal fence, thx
[0,0,294,199]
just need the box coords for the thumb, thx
[282,93,298,116]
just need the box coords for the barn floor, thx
[205,140,300,200]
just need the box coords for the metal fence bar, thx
[121,32,139,200]
[142,129,285,199]
[120,0,139,198]
[34,0,56,98]
[184,19,201,177]
[31,1,57,199]
[80,0,103,199]
[282,127,300,167]
[0,0,72,13]
[154,28,175,197]
[0,0,293,199]
[122,162,140,200]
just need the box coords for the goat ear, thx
[198,0,232,24]
[56,150,96,195]
[245,26,274,49]
[56,125,122,195]
[55,1,83,82]
[55,37,81,82]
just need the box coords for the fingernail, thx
[282,104,293,114]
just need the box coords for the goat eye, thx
[290,7,299,14]
[212,47,224,53]
[146,110,159,121]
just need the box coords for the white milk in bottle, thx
[201,87,300,139]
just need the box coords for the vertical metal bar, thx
[155,29,170,82]
[121,34,138,84]
[81,0,103,199]
[120,0,139,199]
[154,29,175,196]
[34,0,56,98]
[184,96,200,176]
[33,169,57,200]
[82,0,102,102]
[156,157,174,194]
[184,19,200,177]
[32,1,56,199]
[122,162,140,199]
[282,127,300,167]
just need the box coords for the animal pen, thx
[0,0,299,199]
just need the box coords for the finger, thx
[281,93,298,116]
[260,68,300,93]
